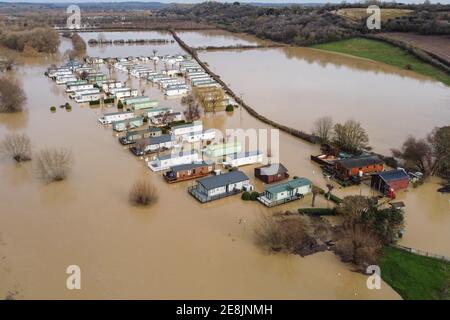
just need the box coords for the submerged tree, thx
[333,119,369,153]
[129,179,158,206]
[312,116,333,144]
[392,126,450,178]
[34,148,73,182]
[0,133,32,162]
[0,77,26,113]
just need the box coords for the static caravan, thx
[75,92,102,103]
[148,150,201,172]
[69,88,100,99]
[56,75,77,85]
[111,88,138,100]
[150,112,183,126]
[163,69,180,77]
[65,80,88,87]
[204,142,242,158]
[66,83,94,93]
[193,80,220,88]
[87,73,107,84]
[163,161,214,183]
[257,178,312,207]
[119,127,162,145]
[124,96,151,106]
[112,117,144,132]
[182,129,215,143]
[188,170,250,203]
[48,69,71,78]
[144,107,173,118]
[159,78,185,88]
[130,134,177,156]
[152,76,173,84]
[102,80,122,93]
[224,150,264,168]
[188,74,211,82]
[170,121,203,136]
[130,100,159,111]
[98,111,135,124]
[165,85,188,96]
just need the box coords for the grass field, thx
[313,38,450,86]
[380,247,450,300]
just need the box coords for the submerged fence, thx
[391,244,450,263]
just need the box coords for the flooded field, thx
[199,47,450,155]
[177,29,268,48]
[1,30,448,299]
[78,31,180,58]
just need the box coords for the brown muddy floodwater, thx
[199,47,450,155]
[1,30,447,299]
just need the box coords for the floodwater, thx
[177,29,269,48]
[199,46,450,155]
[77,31,180,58]
[1,30,447,299]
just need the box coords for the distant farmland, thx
[333,8,413,23]
[378,33,450,65]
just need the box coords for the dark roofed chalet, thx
[335,155,384,178]
[255,163,289,184]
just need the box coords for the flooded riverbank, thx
[1,30,448,299]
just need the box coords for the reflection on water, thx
[1,30,448,299]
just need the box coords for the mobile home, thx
[163,161,214,183]
[147,150,201,172]
[188,170,250,203]
[224,151,264,168]
[56,75,77,85]
[181,129,215,143]
[75,92,102,103]
[119,127,162,145]
[112,116,144,132]
[170,120,203,136]
[98,110,135,124]
[124,96,151,105]
[69,88,100,99]
[165,84,188,96]
[254,163,289,184]
[204,142,242,158]
[258,178,312,207]
[130,100,159,111]
[130,134,177,156]
[66,83,94,93]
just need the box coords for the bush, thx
[117,100,123,109]
[65,103,72,111]
[254,214,316,254]
[129,180,158,206]
[250,191,260,201]
[0,77,26,113]
[241,191,251,201]
[103,98,114,104]
[0,133,32,162]
[89,100,100,106]
[34,148,73,182]
[50,106,56,112]
[225,104,234,112]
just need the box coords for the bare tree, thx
[313,116,333,144]
[0,133,32,162]
[333,120,369,153]
[183,95,201,122]
[428,126,450,178]
[392,136,432,175]
[337,195,371,222]
[193,87,224,113]
[0,77,26,113]
[34,148,73,182]
[129,179,158,206]
[311,185,320,207]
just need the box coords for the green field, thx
[313,38,450,86]
[380,247,450,300]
